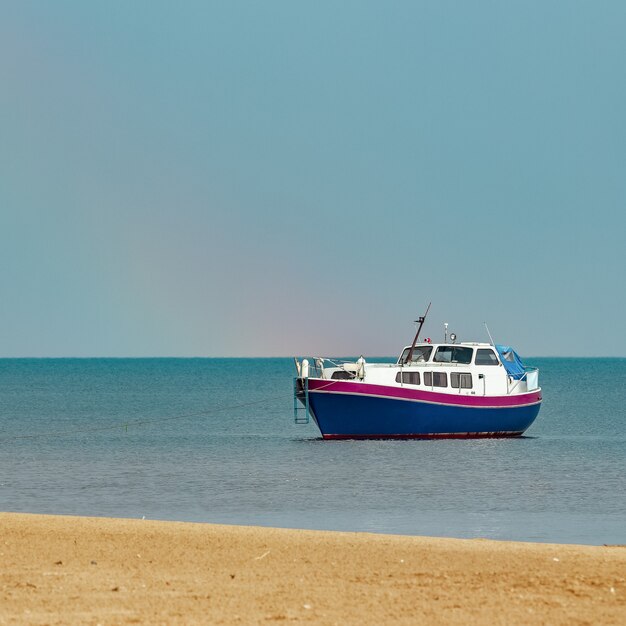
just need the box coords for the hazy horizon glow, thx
[1,1,625,357]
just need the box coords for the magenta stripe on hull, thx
[307,379,541,408]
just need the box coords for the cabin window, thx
[395,371,420,385]
[451,373,473,389]
[331,370,354,380]
[475,349,499,365]
[433,346,473,364]
[398,345,433,364]
[424,372,447,387]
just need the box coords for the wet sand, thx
[0,513,624,625]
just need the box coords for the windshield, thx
[433,346,474,365]
[398,345,433,364]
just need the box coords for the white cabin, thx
[314,342,539,397]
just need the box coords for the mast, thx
[484,322,496,346]
[405,302,431,363]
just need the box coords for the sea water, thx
[0,358,624,545]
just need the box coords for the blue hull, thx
[307,391,541,439]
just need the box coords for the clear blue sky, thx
[1,1,625,357]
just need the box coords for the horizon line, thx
[0,355,624,360]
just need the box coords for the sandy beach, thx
[0,513,624,625]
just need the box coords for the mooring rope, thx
[0,371,349,444]
[0,393,291,443]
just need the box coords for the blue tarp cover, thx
[495,345,526,380]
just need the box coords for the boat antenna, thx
[405,302,431,363]
[484,322,495,346]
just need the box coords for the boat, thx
[293,307,541,439]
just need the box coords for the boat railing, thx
[294,357,360,379]
[507,366,540,394]
[524,366,540,391]
[402,361,471,368]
